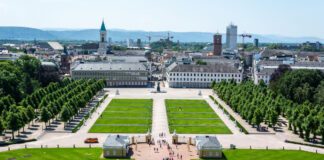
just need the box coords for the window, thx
[106,151,110,155]
[113,150,116,156]
[215,152,219,157]
[209,152,213,156]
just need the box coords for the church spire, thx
[100,20,106,31]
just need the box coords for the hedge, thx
[0,139,36,146]
[285,140,324,149]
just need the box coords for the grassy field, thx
[89,99,152,133]
[195,149,324,160]
[166,99,231,134]
[0,148,134,160]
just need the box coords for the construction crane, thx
[238,34,252,56]
[146,32,174,54]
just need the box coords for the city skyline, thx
[0,0,324,38]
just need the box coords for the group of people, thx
[159,132,166,137]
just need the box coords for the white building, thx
[127,39,134,47]
[98,20,108,55]
[254,60,324,84]
[71,62,149,87]
[166,63,242,88]
[226,23,238,50]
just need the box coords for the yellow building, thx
[103,135,130,158]
[196,136,222,158]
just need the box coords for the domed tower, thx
[98,20,107,55]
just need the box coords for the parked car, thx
[84,137,99,143]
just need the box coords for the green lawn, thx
[170,126,232,134]
[95,118,151,125]
[89,125,150,133]
[194,149,324,160]
[0,148,134,160]
[169,113,219,118]
[166,99,231,134]
[105,106,151,112]
[89,99,153,133]
[111,99,153,103]
[167,107,214,112]
[169,119,225,125]
[166,103,210,108]
[101,112,151,118]
[108,102,152,107]
[166,99,207,104]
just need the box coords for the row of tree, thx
[0,78,106,139]
[213,78,324,144]
[0,79,74,139]
[213,80,283,130]
[40,79,106,128]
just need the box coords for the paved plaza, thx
[1,86,324,159]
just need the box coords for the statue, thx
[157,82,161,92]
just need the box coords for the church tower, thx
[98,20,107,55]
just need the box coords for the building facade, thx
[166,63,242,88]
[71,62,149,87]
[103,135,130,158]
[226,23,238,50]
[213,34,222,56]
[196,136,222,159]
[98,21,108,55]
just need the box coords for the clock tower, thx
[98,20,107,55]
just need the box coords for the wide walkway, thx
[152,96,171,142]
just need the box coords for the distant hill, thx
[0,26,323,43]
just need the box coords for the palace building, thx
[71,62,149,87]
[166,62,242,88]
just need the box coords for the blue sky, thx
[0,0,323,38]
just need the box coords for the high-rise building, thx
[137,38,142,48]
[226,23,237,50]
[253,38,259,47]
[98,20,107,55]
[127,39,134,47]
[213,34,222,56]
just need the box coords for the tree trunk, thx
[12,130,14,140]
[288,122,292,130]
[293,125,297,134]
[322,133,324,144]
[298,127,304,138]
[304,130,310,141]
[22,126,25,133]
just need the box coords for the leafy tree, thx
[60,105,71,128]
[196,60,207,65]
[40,107,52,129]
[0,119,4,135]
[269,64,292,92]
[6,112,21,140]
[22,73,34,96]
[318,114,324,144]
[252,108,263,130]
[314,81,324,105]
[26,105,36,126]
